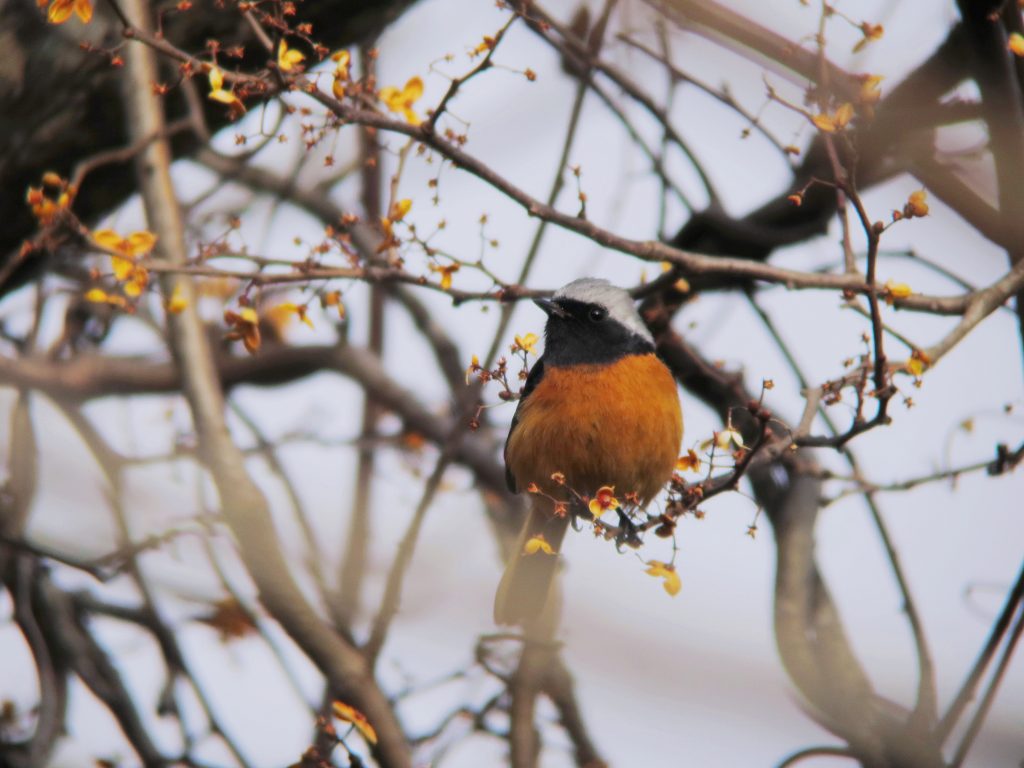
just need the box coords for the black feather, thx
[504,356,545,492]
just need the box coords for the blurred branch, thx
[775,745,854,767]
[938,558,1024,744]
[948,579,1024,768]
[364,447,454,664]
[955,0,1024,365]
[0,343,507,493]
[119,1,412,763]
[651,0,859,99]
[747,289,938,733]
[336,43,386,632]
[655,331,944,766]
[540,656,606,768]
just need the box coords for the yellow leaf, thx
[85,288,110,303]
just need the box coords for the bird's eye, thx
[588,307,608,322]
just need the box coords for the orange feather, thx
[495,353,682,626]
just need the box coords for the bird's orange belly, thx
[506,354,683,505]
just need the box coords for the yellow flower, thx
[883,279,912,305]
[166,286,187,314]
[379,199,413,243]
[330,50,351,99]
[224,306,261,355]
[676,449,701,473]
[277,39,305,72]
[428,262,460,291]
[331,50,351,79]
[853,22,884,54]
[379,76,424,125]
[465,354,480,385]
[122,267,149,297]
[588,485,619,518]
[471,35,496,57]
[513,332,539,355]
[84,288,127,308]
[857,74,883,104]
[93,229,157,258]
[1010,33,1024,57]
[906,348,930,377]
[645,561,682,596]
[47,0,92,24]
[275,302,314,328]
[331,700,377,746]
[92,229,156,298]
[390,198,412,221]
[714,425,745,451]
[811,103,854,133]
[26,176,75,225]
[208,66,245,111]
[523,535,555,556]
[320,290,345,319]
[904,189,929,218]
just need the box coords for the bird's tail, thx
[493,498,570,628]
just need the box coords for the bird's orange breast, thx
[505,353,683,505]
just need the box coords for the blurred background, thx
[0,1,1021,766]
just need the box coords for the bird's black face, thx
[536,297,654,366]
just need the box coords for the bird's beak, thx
[534,297,569,318]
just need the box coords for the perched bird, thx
[494,278,683,627]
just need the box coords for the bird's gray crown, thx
[554,277,653,344]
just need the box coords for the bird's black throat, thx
[541,298,654,366]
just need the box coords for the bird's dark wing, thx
[504,355,546,493]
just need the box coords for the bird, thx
[494,277,683,628]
